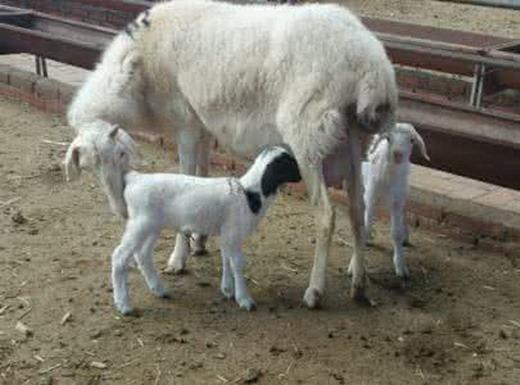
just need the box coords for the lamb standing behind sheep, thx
[361,123,430,280]
[65,126,301,314]
[66,0,398,307]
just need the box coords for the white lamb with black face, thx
[361,123,430,280]
[65,126,301,314]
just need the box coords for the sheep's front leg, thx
[221,242,255,311]
[300,167,335,309]
[135,234,170,298]
[391,202,409,279]
[344,129,369,303]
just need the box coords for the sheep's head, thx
[383,123,430,164]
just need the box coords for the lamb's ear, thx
[410,125,430,161]
[64,142,81,182]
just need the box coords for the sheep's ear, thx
[108,126,119,141]
[64,143,81,181]
[410,126,431,161]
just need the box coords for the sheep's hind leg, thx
[343,128,370,304]
[135,234,170,298]
[299,167,335,309]
[164,130,199,272]
[191,135,211,255]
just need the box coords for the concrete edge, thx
[1,63,519,245]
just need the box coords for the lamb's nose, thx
[393,151,403,164]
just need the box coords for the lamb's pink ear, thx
[64,142,81,181]
[108,126,119,141]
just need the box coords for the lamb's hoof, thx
[221,288,234,300]
[397,274,411,290]
[116,303,134,316]
[163,265,186,275]
[303,287,322,309]
[237,298,256,311]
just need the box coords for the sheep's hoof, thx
[303,287,322,309]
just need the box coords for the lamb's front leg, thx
[220,254,234,300]
[390,202,409,280]
[111,224,145,315]
[220,242,255,311]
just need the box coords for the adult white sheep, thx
[362,123,430,280]
[65,126,301,314]
[66,0,398,308]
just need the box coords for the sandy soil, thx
[1,95,520,385]
[337,0,520,39]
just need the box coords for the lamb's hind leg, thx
[300,166,335,309]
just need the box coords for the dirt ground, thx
[1,91,520,385]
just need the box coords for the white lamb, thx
[362,123,430,279]
[64,126,301,314]
[66,0,398,308]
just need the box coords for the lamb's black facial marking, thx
[245,190,262,214]
[260,152,302,197]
